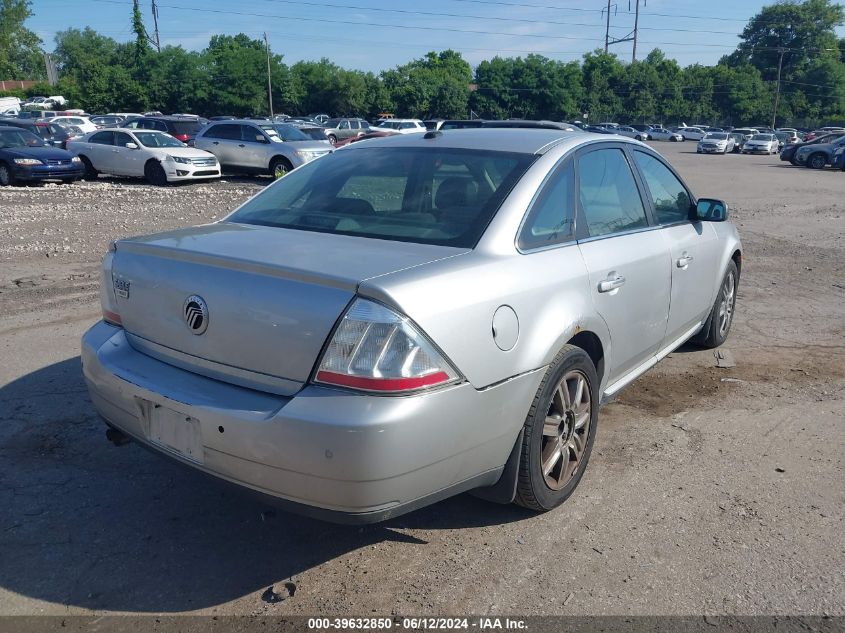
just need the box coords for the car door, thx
[197,123,232,165]
[631,149,721,348]
[337,119,351,140]
[575,144,671,388]
[239,124,270,170]
[114,131,146,176]
[83,131,116,170]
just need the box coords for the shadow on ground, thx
[0,357,531,613]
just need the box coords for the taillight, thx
[100,243,122,327]
[174,133,189,142]
[315,299,460,394]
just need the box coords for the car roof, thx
[341,128,625,155]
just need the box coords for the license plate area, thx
[142,401,204,464]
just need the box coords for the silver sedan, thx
[82,129,742,523]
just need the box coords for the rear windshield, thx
[170,120,201,134]
[227,147,535,248]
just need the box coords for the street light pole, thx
[771,48,786,129]
[264,32,274,119]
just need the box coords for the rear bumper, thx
[82,321,543,522]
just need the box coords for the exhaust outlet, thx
[106,427,131,447]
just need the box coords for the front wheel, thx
[515,345,599,512]
[327,134,337,145]
[144,160,168,186]
[807,153,827,169]
[270,157,293,179]
[80,156,98,180]
[0,162,14,186]
[693,260,738,349]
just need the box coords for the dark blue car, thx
[0,125,84,185]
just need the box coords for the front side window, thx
[632,151,691,225]
[577,148,648,237]
[518,161,575,250]
[113,132,134,147]
[227,147,535,248]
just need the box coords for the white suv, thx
[377,119,426,134]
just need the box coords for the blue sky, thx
[27,0,845,72]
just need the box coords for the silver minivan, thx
[195,120,331,177]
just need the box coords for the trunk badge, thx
[184,295,209,335]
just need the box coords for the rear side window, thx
[89,131,114,145]
[577,148,648,237]
[518,161,575,250]
[632,151,691,225]
[227,147,535,248]
[206,124,239,140]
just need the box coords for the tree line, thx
[2,0,845,127]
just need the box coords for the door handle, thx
[212,141,219,145]
[238,144,245,147]
[598,274,626,293]
[676,254,694,268]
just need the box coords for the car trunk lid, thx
[111,223,468,395]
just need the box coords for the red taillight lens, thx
[315,299,459,394]
[174,134,189,142]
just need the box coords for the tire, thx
[669,137,678,142]
[80,156,98,181]
[693,260,738,349]
[789,158,798,166]
[144,160,168,186]
[269,157,293,178]
[328,134,337,145]
[807,153,827,169]
[0,162,14,186]
[515,345,599,512]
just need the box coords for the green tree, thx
[203,34,283,116]
[0,0,44,80]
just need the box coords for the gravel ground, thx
[0,144,843,618]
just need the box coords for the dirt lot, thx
[0,143,843,617]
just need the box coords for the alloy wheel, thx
[540,370,591,491]
[718,271,736,338]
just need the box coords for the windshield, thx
[705,133,728,140]
[298,128,329,141]
[227,147,535,248]
[751,134,773,141]
[135,131,185,148]
[0,129,45,148]
[260,124,309,142]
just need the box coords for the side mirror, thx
[692,198,728,222]
[125,142,138,149]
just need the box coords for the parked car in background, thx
[779,133,841,165]
[17,110,61,120]
[728,132,746,152]
[46,115,98,134]
[0,117,73,149]
[333,129,399,147]
[482,120,581,132]
[615,126,650,141]
[425,119,485,131]
[90,115,126,128]
[741,134,779,155]
[195,119,331,177]
[793,134,845,169]
[309,113,330,124]
[697,132,736,154]
[648,127,683,142]
[24,96,66,109]
[672,127,707,141]
[774,131,799,148]
[585,125,615,134]
[0,96,21,116]
[68,128,220,185]
[0,125,83,185]
[82,129,741,523]
[285,123,330,142]
[121,116,204,144]
[322,118,370,145]
[377,119,427,134]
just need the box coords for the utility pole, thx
[150,0,160,52]
[771,48,786,129]
[264,32,274,119]
[604,0,612,53]
[631,0,640,63]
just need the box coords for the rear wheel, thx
[0,162,14,186]
[327,134,337,145]
[270,156,293,178]
[693,260,738,349]
[80,156,98,180]
[515,345,598,512]
[144,160,168,186]
[807,152,827,169]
